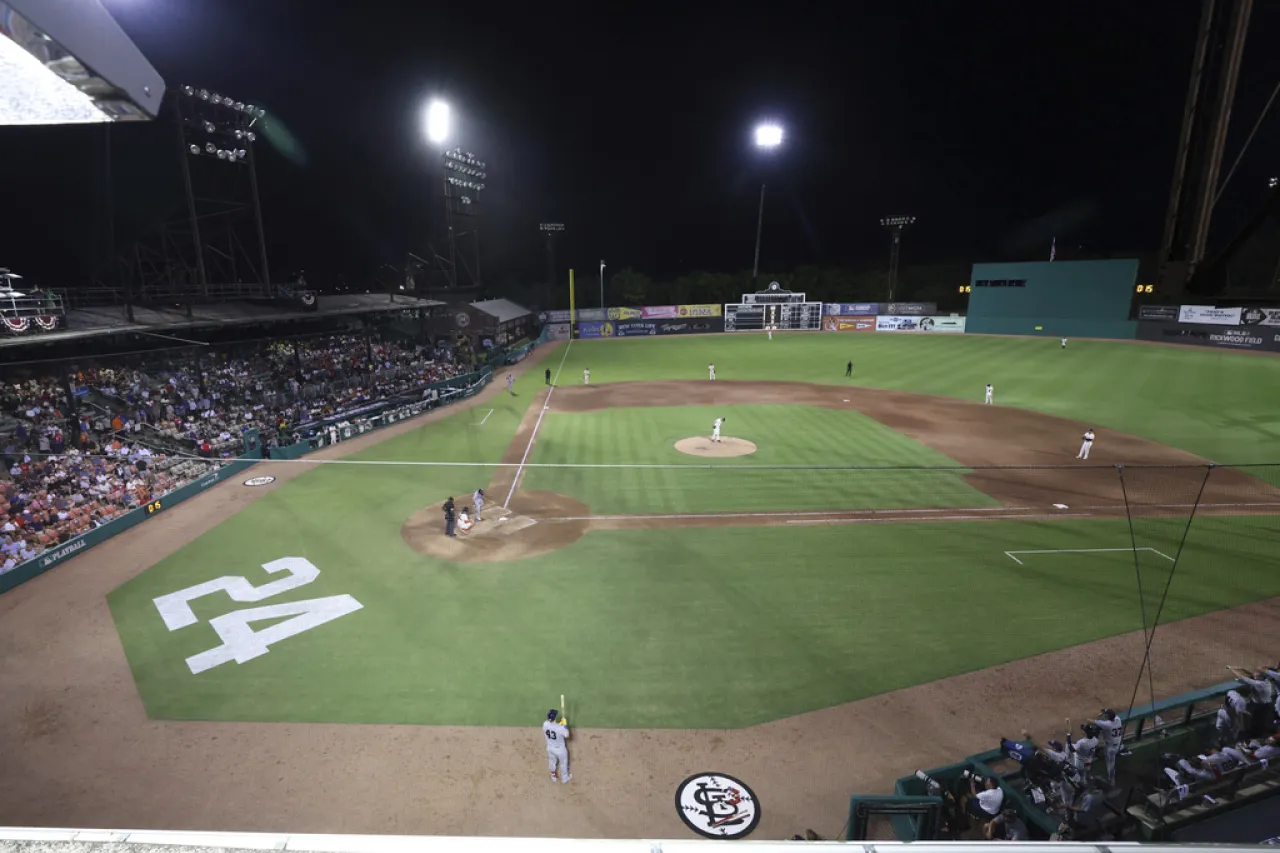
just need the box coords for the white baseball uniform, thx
[767,329,773,340]
[472,489,485,520]
[708,363,716,380]
[1071,735,1098,776]
[984,384,993,404]
[1095,717,1124,782]
[542,719,570,782]
[507,374,515,393]
[1078,430,1095,459]
[1061,338,1067,349]
[712,418,723,442]
[583,369,590,386]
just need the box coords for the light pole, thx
[751,122,783,287]
[599,259,606,308]
[539,223,563,308]
[880,215,916,302]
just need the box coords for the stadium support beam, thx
[1157,0,1252,296]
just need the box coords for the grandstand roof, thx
[0,293,443,350]
[470,298,532,324]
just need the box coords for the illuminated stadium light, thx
[180,84,263,165]
[424,99,450,144]
[0,0,164,125]
[1271,177,1278,188]
[881,215,917,227]
[754,122,783,148]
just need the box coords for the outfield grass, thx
[552,334,1280,462]
[106,334,1280,728]
[521,404,993,514]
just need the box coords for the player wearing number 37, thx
[543,709,572,783]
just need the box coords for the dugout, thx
[964,259,1139,339]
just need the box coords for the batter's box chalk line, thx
[1003,547,1177,566]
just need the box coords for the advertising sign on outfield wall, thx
[677,303,723,317]
[822,315,877,332]
[1138,305,1179,321]
[875,315,967,332]
[574,321,614,339]
[886,302,937,316]
[1137,321,1280,352]
[612,318,725,337]
[824,303,880,316]
[1240,307,1280,326]
[1178,305,1242,325]
[545,323,571,340]
[641,305,680,318]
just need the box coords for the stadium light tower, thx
[880,215,916,302]
[751,122,784,287]
[539,223,564,307]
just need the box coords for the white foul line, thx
[474,409,494,426]
[543,505,1031,523]
[504,339,573,508]
[1004,547,1177,566]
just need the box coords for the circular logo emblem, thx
[675,772,760,839]
[300,291,316,306]
[1241,307,1264,325]
[600,322,615,337]
[455,312,471,328]
[919,317,935,331]
[769,281,780,291]
[243,476,276,487]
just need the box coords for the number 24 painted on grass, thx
[152,557,362,675]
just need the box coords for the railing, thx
[0,289,67,335]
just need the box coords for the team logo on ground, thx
[675,772,760,839]
[243,476,276,487]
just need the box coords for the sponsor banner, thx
[1240,306,1280,326]
[886,302,937,316]
[1178,305,1242,325]
[824,302,880,316]
[612,319,724,337]
[244,476,276,487]
[1137,321,1280,352]
[541,309,571,323]
[822,315,877,332]
[575,321,615,339]
[641,305,680,319]
[676,303,723,317]
[575,308,607,322]
[545,323,571,340]
[606,306,644,321]
[1138,305,1179,321]
[874,315,967,332]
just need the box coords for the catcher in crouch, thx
[711,416,725,443]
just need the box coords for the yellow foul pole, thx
[568,268,576,337]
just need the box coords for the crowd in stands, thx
[1,332,472,573]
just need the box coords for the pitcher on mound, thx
[712,416,725,443]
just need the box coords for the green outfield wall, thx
[966,259,1138,339]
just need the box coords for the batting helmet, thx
[1082,723,1101,738]
[547,709,559,722]
[1048,739,1065,752]
[1101,708,1117,721]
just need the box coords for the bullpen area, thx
[3,332,1279,839]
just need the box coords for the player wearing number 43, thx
[543,709,571,783]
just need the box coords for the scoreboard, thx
[725,282,823,331]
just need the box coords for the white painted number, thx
[152,557,363,675]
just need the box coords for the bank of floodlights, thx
[539,223,564,232]
[880,215,916,228]
[179,84,266,164]
[444,147,487,205]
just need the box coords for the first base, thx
[1053,503,1069,510]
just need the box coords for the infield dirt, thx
[2,341,1277,840]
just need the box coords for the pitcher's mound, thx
[402,490,590,563]
[675,436,758,458]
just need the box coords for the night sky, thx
[3,0,1279,292]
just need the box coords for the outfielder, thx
[767,328,773,340]
[472,487,485,521]
[712,416,725,443]
[1061,337,1068,349]
[708,363,716,380]
[984,384,994,405]
[542,709,571,783]
[506,374,515,395]
[1095,708,1124,784]
[1077,428,1095,460]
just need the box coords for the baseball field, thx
[2,332,1279,838]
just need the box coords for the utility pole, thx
[880,215,916,302]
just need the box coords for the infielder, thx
[711,416,725,443]
[506,374,515,395]
[984,384,994,405]
[472,487,485,521]
[1077,428,1095,459]
[708,363,716,380]
[583,368,590,386]
[542,709,571,783]
[1095,708,1124,784]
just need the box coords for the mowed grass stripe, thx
[522,404,993,514]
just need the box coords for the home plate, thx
[1053,503,1069,510]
